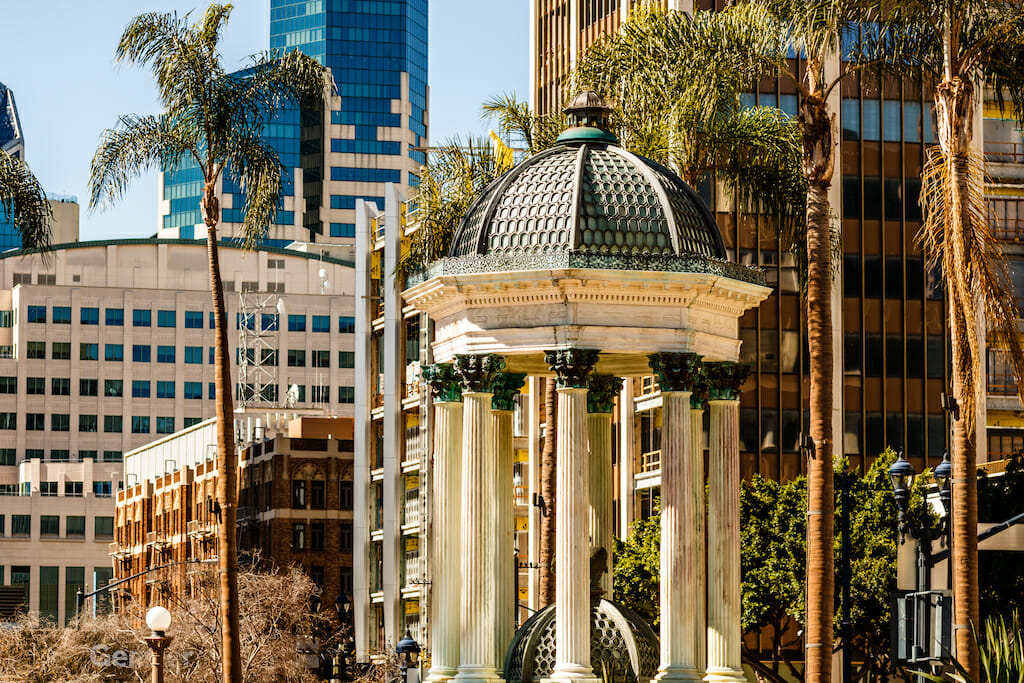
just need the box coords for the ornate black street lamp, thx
[396,630,421,683]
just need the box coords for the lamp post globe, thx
[396,630,420,683]
[144,605,173,683]
[889,450,915,539]
[934,451,952,512]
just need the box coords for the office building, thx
[112,416,355,614]
[159,0,428,255]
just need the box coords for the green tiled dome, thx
[448,137,725,260]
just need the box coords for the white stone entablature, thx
[403,268,771,375]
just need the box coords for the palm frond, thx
[226,49,337,131]
[918,148,1024,429]
[89,114,196,212]
[0,150,53,251]
[481,93,565,156]
[224,135,284,250]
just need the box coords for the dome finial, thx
[557,90,618,145]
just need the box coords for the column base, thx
[703,667,748,683]
[655,666,705,683]
[542,677,600,683]
[543,663,600,683]
[453,665,504,683]
[427,668,459,683]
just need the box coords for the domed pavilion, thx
[405,92,770,683]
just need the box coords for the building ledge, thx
[634,469,662,490]
[370,529,384,542]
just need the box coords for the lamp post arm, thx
[927,511,1024,567]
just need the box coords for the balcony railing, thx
[404,554,423,586]
[985,142,1024,163]
[404,489,421,527]
[640,449,661,473]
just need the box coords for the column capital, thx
[690,369,709,409]
[423,363,463,403]
[647,352,703,392]
[704,362,751,401]
[491,372,527,411]
[587,375,623,413]
[544,348,600,388]
[452,354,506,393]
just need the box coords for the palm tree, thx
[88,6,333,682]
[0,149,52,250]
[858,4,1024,677]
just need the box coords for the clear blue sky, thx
[0,1,529,241]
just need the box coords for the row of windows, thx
[235,385,355,403]
[26,480,114,497]
[290,479,354,510]
[22,342,351,364]
[28,306,218,328]
[237,313,355,333]
[291,520,354,552]
[7,413,178,434]
[0,449,122,465]
[239,349,355,368]
[0,514,114,538]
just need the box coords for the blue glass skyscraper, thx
[159,0,428,247]
[1,80,27,251]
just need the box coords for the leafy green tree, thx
[612,505,661,627]
[88,6,333,682]
[0,149,52,250]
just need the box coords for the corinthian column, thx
[648,353,705,683]
[543,349,600,683]
[690,392,707,675]
[586,375,623,598]
[422,364,464,682]
[453,354,506,683]
[492,372,526,671]
[704,362,751,683]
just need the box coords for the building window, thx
[39,481,57,496]
[52,342,71,360]
[311,385,329,402]
[132,380,151,398]
[0,448,13,466]
[64,567,85,625]
[312,350,330,368]
[338,386,355,404]
[156,417,175,434]
[80,343,99,361]
[339,351,355,368]
[0,376,14,393]
[185,311,203,328]
[157,345,176,363]
[338,316,355,333]
[288,350,306,367]
[79,414,98,432]
[104,416,123,433]
[65,482,83,497]
[184,417,201,428]
[27,305,46,323]
[81,307,99,325]
[49,449,70,462]
[103,451,122,462]
[39,566,58,622]
[184,346,203,364]
[261,313,279,331]
[51,414,70,432]
[52,306,71,324]
[105,344,123,361]
[157,381,175,399]
[94,481,113,497]
[312,315,330,333]
[158,310,176,327]
[23,341,44,360]
[209,382,215,399]
[66,515,85,536]
[95,516,114,537]
[0,413,15,429]
[311,480,326,509]
[12,516,30,536]
[51,378,70,395]
[131,416,150,433]
[311,521,325,551]
[133,309,151,327]
[105,308,124,326]
[292,523,306,550]
[339,482,354,510]
[288,314,306,331]
[79,450,97,460]
[40,516,59,535]
[26,377,44,394]
[26,413,45,430]
[104,379,124,397]
[340,522,353,552]
[184,382,202,399]
[132,345,151,362]
[292,480,307,509]
[80,379,98,396]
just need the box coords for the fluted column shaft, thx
[428,400,463,681]
[690,404,707,674]
[706,399,743,682]
[551,385,597,681]
[455,390,502,683]
[492,407,515,670]
[656,390,703,683]
[587,412,613,596]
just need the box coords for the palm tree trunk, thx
[800,93,835,683]
[539,378,557,607]
[935,77,980,680]
[204,185,243,683]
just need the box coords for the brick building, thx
[112,416,354,614]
